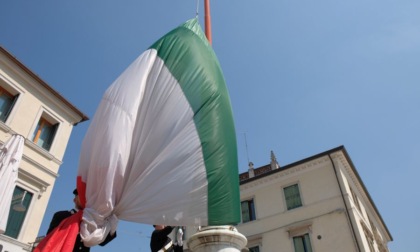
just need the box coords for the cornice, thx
[0,47,89,124]
[332,151,373,212]
[330,150,392,241]
[240,156,330,191]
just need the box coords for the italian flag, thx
[36,18,241,252]
[73,18,241,246]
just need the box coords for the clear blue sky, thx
[1,1,419,251]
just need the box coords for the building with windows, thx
[237,146,392,252]
[181,146,392,252]
[0,46,88,251]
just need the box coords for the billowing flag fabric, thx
[75,18,240,246]
[0,134,24,234]
[34,211,82,252]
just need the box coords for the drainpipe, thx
[328,154,362,252]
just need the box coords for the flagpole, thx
[204,0,212,45]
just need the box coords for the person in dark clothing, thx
[47,189,116,252]
[150,225,183,252]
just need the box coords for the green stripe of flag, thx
[150,18,240,225]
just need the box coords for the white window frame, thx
[29,108,62,153]
[0,74,25,125]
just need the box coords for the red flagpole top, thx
[204,0,212,45]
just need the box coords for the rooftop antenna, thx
[243,133,250,165]
[195,0,199,18]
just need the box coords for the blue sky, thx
[1,0,420,251]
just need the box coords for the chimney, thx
[248,162,255,178]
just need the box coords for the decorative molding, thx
[287,223,312,238]
[0,49,88,123]
[21,153,59,179]
[241,156,330,191]
[0,235,31,251]
[330,151,389,238]
[0,121,12,132]
[332,152,367,206]
[0,71,27,95]
[18,168,50,190]
[24,139,62,165]
[0,131,61,171]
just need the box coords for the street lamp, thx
[12,191,27,212]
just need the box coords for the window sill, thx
[0,234,31,251]
[0,121,12,132]
[25,139,61,165]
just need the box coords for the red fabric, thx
[34,211,83,252]
[77,176,87,209]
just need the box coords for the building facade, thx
[181,147,392,252]
[0,47,88,251]
[237,146,392,252]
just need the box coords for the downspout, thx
[328,154,362,252]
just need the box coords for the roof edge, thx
[0,46,89,124]
[338,147,393,241]
[240,145,393,241]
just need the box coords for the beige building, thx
[237,146,392,252]
[181,146,392,252]
[0,46,88,251]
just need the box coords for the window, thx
[284,184,302,210]
[241,199,256,223]
[0,86,18,122]
[5,186,33,239]
[32,117,58,151]
[293,234,312,252]
[249,246,260,252]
